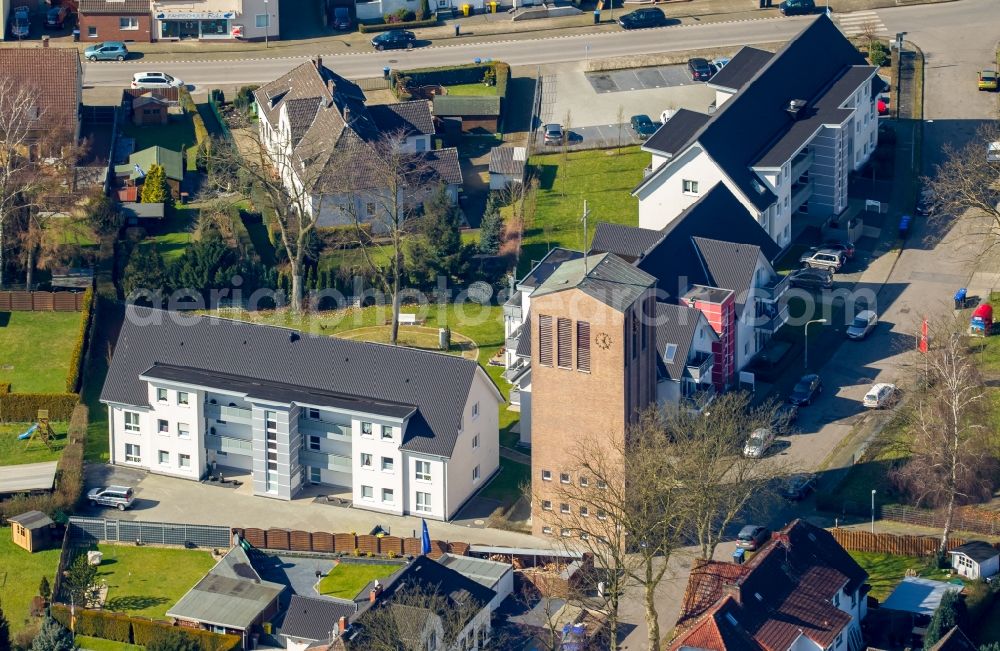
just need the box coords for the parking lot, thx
[585,65,698,94]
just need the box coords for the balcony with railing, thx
[503,357,529,383]
[758,274,789,303]
[682,385,716,414]
[206,434,253,455]
[503,291,523,323]
[790,149,814,179]
[510,387,521,407]
[299,449,352,473]
[298,418,351,439]
[205,403,252,426]
[685,352,714,384]
[506,323,523,354]
[755,305,790,334]
[790,179,814,212]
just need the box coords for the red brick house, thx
[79,0,152,42]
[668,520,870,651]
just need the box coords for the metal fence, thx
[354,76,391,92]
[68,517,232,548]
[882,504,1000,538]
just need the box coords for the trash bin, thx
[732,548,745,565]
[72,28,80,42]
[461,3,470,16]
[489,1,497,12]
[898,214,911,239]
[594,8,600,22]
[954,288,968,310]
[383,66,390,79]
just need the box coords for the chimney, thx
[338,616,347,634]
[786,99,807,120]
[369,585,383,603]
[344,106,353,125]
[313,55,323,71]
[327,78,336,97]
[41,35,49,48]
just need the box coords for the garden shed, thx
[432,95,501,134]
[948,541,999,580]
[8,510,54,553]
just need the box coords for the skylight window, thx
[664,343,678,364]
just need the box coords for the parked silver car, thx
[846,310,878,340]
[87,485,135,511]
[799,248,844,272]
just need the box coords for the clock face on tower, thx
[595,332,612,350]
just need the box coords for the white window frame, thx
[472,401,479,420]
[541,470,552,481]
[119,16,139,30]
[361,485,374,500]
[415,491,432,513]
[382,488,394,504]
[178,453,191,469]
[255,13,269,28]
[158,450,169,465]
[473,465,480,482]
[156,387,168,403]
[472,434,479,449]
[360,453,373,468]
[177,422,190,439]
[381,425,393,440]
[682,179,699,195]
[381,456,394,473]
[310,466,321,483]
[415,460,431,482]
[124,411,140,433]
[361,422,373,438]
[125,443,141,463]
[177,391,189,406]
[157,419,169,435]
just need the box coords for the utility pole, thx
[581,200,591,273]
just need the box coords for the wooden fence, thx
[0,291,86,311]
[233,526,470,560]
[882,504,1000,538]
[830,528,1000,558]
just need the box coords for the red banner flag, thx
[919,318,928,353]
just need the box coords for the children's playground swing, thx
[18,410,56,450]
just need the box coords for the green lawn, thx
[848,551,951,601]
[444,83,499,97]
[91,544,216,619]
[317,562,400,600]
[0,422,68,466]
[0,311,84,393]
[523,147,645,275]
[120,117,197,170]
[145,205,198,263]
[0,527,62,633]
[75,636,143,651]
[479,457,530,502]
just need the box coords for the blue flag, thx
[421,519,431,555]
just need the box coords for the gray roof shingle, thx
[281,595,356,643]
[708,47,774,92]
[79,0,149,13]
[488,146,526,177]
[533,253,656,312]
[643,109,710,158]
[950,541,999,564]
[589,223,664,262]
[432,95,501,117]
[8,510,53,529]
[100,307,498,458]
[692,237,765,311]
[653,302,705,382]
[369,100,435,136]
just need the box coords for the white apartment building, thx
[100,308,503,521]
[634,15,883,248]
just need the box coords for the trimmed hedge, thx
[51,604,241,651]
[0,382,9,396]
[179,86,210,171]
[0,392,78,422]
[391,62,510,124]
[359,17,437,33]
[66,287,94,393]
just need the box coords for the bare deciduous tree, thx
[893,321,998,554]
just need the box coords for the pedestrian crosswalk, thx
[835,10,889,38]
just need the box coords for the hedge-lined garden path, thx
[336,325,479,361]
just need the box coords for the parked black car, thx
[617,7,666,29]
[688,57,714,81]
[787,267,833,290]
[781,473,817,501]
[332,6,352,30]
[788,374,823,406]
[630,114,658,139]
[371,29,416,50]
[779,0,817,15]
[771,403,799,434]
[736,525,771,551]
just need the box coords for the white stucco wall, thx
[353,416,406,516]
[445,369,502,519]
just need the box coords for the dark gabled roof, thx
[589,223,663,262]
[8,510,53,529]
[488,146,526,177]
[518,248,584,289]
[708,47,774,92]
[422,147,463,186]
[671,520,868,651]
[533,253,656,312]
[653,302,709,382]
[950,541,999,564]
[432,95,501,117]
[692,238,764,311]
[101,308,497,458]
[929,627,979,651]
[637,15,870,211]
[79,0,150,13]
[634,185,779,302]
[282,595,357,642]
[643,109,710,158]
[369,100,435,136]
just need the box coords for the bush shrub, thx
[65,288,94,393]
[50,605,240,651]
[359,17,437,33]
[384,7,415,22]
[234,85,260,114]
[0,393,78,422]
[869,40,890,67]
[0,383,9,396]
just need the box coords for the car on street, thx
[787,267,833,290]
[821,239,855,259]
[988,141,1000,163]
[800,248,844,272]
[84,41,129,61]
[131,71,184,89]
[617,7,666,29]
[333,6,352,30]
[543,124,564,146]
[916,188,935,216]
[736,525,771,551]
[772,403,798,434]
[87,485,135,511]
[688,57,714,81]
[780,473,817,501]
[371,29,415,50]
[743,427,775,458]
[45,4,71,29]
[10,6,30,38]
[846,310,878,340]
[779,0,816,15]
[630,114,658,139]
[863,382,898,408]
[788,374,822,406]
[978,69,998,91]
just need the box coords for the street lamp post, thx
[264,0,270,48]
[871,489,877,534]
[804,318,827,369]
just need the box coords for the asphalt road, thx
[82,15,812,87]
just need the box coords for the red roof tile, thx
[0,48,81,141]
